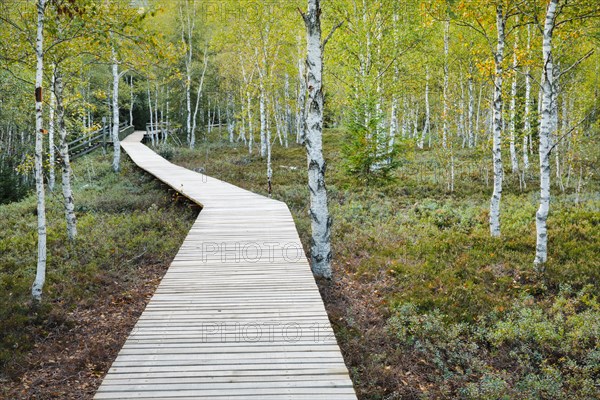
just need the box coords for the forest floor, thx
[1,129,598,399]
[0,152,198,399]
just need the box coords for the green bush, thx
[387,288,600,399]
[342,95,400,184]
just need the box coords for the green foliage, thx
[342,96,400,184]
[388,288,600,399]
[0,152,197,373]
[156,143,175,161]
[0,161,30,204]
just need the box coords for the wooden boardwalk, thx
[94,131,357,399]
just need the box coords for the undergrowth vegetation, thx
[169,128,599,399]
[0,152,198,375]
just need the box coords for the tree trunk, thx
[296,57,307,144]
[31,0,47,302]
[523,27,531,171]
[489,5,505,237]
[191,49,208,149]
[54,69,77,241]
[467,67,475,148]
[442,19,449,149]
[302,0,333,278]
[535,0,558,265]
[165,89,170,144]
[129,75,134,126]
[239,90,247,144]
[418,67,430,149]
[111,45,120,172]
[266,96,273,195]
[48,66,56,191]
[247,91,253,153]
[274,97,283,146]
[227,92,235,143]
[154,83,159,144]
[259,79,267,157]
[389,96,397,153]
[284,73,291,148]
[509,31,519,173]
[147,84,154,146]
[180,2,195,146]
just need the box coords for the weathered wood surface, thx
[94,131,356,399]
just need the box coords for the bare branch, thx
[323,20,343,50]
[557,49,594,78]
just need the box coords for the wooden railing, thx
[144,121,179,144]
[67,122,134,160]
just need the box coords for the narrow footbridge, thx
[95,131,357,399]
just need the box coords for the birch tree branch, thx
[323,21,343,50]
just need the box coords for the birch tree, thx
[110,41,121,172]
[523,25,532,171]
[534,0,558,266]
[53,68,77,240]
[489,4,507,237]
[180,0,197,148]
[442,19,450,149]
[453,0,522,237]
[418,67,431,149]
[300,0,340,278]
[31,0,47,302]
[509,25,519,173]
[48,67,56,191]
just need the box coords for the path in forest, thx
[94,131,356,399]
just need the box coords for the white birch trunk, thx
[274,97,283,146]
[165,93,169,144]
[227,92,235,143]
[459,76,466,148]
[247,91,253,154]
[239,90,247,144]
[418,67,430,150]
[185,63,192,144]
[266,96,273,195]
[31,0,47,302]
[284,73,291,148]
[259,80,267,157]
[302,0,332,278]
[147,84,154,146]
[442,19,449,149]
[207,98,211,135]
[523,26,532,171]
[111,45,120,172]
[129,75,134,126]
[509,29,519,173]
[489,5,505,237]
[54,70,77,240]
[467,69,475,148]
[389,96,397,152]
[412,103,419,139]
[191,49,208,149]
[389,10,399,154]
[154,83,159,144]
[296,57,307,144]
[552,66,560,184]
[401,97,408,138]
[180,2,195,146]
[535,0,558,265]
[48,67,56,191]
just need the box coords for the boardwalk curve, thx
[94,131,357,399]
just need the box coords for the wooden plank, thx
[94,131,356,399]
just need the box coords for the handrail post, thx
[102,116,107,154]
